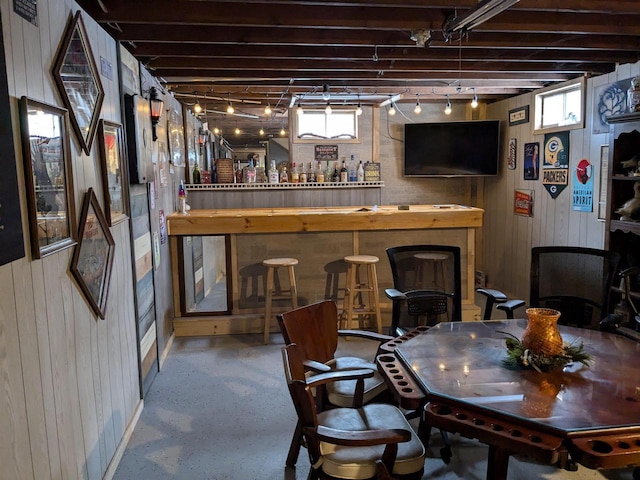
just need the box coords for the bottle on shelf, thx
[357,160,365,182]
[348,154,357,182]
[280,166,289,183]
[325,161,332,182]
[178,181,187,214]
[268,160,279,184]
[291,162,299,183]
[340,160,348,183]
[192,163,201,184]
[307,161,316,183]
[316,162,325,183]
[245,159,256,183]
[299,162,307,183]
[235,159,243,184]
[332,162,340,182]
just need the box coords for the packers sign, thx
[542,132,570,199]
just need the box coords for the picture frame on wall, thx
[70,188,115,319]
[508,105,529,126]
[18,96,77,259]
[98,120,129,226]
[52,11,105,155]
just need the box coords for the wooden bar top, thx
[166,204,483,235]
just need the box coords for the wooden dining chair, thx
[277,300,394,466]
[282,343,426,480]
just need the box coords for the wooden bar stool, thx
[341,255,382,333]
[263,257,299,344]
[414,252,448,290]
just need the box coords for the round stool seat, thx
[344,255,379,265]
[263,257,299,267]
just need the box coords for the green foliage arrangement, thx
[500,332,591,373]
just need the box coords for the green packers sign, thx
[542,132,570,199]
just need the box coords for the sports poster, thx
[542,132,570,199]
[572,158,593,212]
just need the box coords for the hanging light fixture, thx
[280,126,286,136]
[193,99,202,114]
[325,102,332,115]
[213,126,220,135]
[444,96,452,115]
[226,93,234,114]
[259,126,265,135]
[264,94,272,115]
[414,94,422,114]
[471,88,479,108]
[235,125,241,135]
[355,102,363,116]
[322,84,330,101]
[296,101,304,116]
[388,103,396,116]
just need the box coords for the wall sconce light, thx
[149,86,164,141]
[198,128,207,145]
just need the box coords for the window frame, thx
[291,107,360,144]
[533,77,586,135]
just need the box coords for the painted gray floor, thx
[113,334,636,480]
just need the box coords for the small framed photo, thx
[98,120,129,226]
[509,105,530,126]
[70,188,115,319]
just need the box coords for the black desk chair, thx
[385,245,462,337]
[479,246,620,329]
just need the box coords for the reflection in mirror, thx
[19,97,76,258]
[182,236,229,314]
[98,120,128,225]
[53,11,104,155]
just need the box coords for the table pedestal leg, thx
[487,445,510,480]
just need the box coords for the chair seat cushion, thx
[318,403,425,479]
[327,357,388,407]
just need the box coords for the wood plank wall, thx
[482,61,640,303]
[0,1,141,478]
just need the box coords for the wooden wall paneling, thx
[89,296,107,474]
[12,258,49,479]
[0,262,34,480]
[30,259,63,478]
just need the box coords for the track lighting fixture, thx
[322,84,330,101]
[388,103,396,116]
[325,102,332,115]
[414,95,422,114]
[444,96,452,115]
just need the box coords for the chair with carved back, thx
[277,300,394,467]
[282,343,425,480]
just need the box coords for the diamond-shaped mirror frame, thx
[52,11,104,155]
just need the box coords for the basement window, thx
[293,108,359,143]
[534,77,585,134]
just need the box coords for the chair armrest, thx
[497,299,526,312]
[615,326,640,343]
[314,425,411,447]
[385,288,407,301]
[476,288,508,302]
[306,368,374,388]
[303,359,331,373]
[338,329,394,343]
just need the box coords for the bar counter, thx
[166,204,483,235]
[167,205,484,336]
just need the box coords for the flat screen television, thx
[404,120,500,177]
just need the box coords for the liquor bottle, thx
[178,181,187,214]
[192,163,201,184]
[316,162,325,183]
[280,166,289,183]
[235,159,243,183]
[340,160,348,183]
[348,155,357,182]
[307,162,316,183]
[325,161,332,182]
[357,160,365,182]
[245,159,256,183]
[291,162,299,183]
[268,160,279,184]
[332,162,340,182]
[299,162,307,183]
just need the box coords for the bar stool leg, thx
[343,263,355,329]
[264,266,274,344]
[368,263,382,334]
[288,265,298,309]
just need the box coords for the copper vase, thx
[522,308,564,356]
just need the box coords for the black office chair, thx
[479,246,620,329]
[385,245,462,337]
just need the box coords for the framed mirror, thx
[70,188,115,319]
[53,11,104,155]
[19,96,77,259]
[97,119,129,225]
